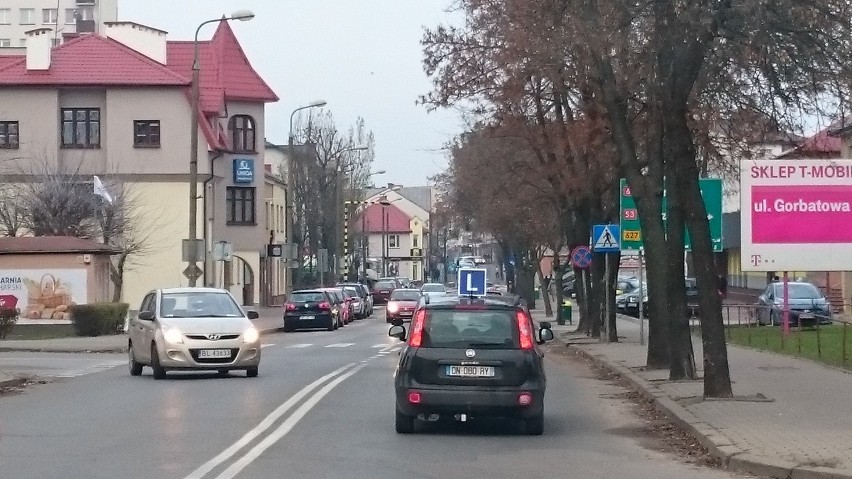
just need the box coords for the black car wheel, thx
[395,408,415,434]
[524,414,544,435]
[151,343,166,380]
[246,367,258,378]
[282,323,293,333]
[128,342,143,376]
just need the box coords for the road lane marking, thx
[260,344,274,349]
[286,344,313,349]
[324,343,355,348]
[371,343,386,348]
[52,359,126,378]
[214,363,369,479]
[184,363,356,479]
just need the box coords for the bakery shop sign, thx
[0,269,87,322]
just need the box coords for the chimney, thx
[25,28,53,71]
[103,22,167,64]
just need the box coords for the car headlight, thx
[387,302,399,313]
[243,327,259,344]
[629,297,638,303]
[162,326,183,344]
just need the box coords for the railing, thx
[698,303,852,370]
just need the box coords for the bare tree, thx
[0,182,25,237]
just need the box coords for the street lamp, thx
[285,100,327,293]
[187,10,255,287]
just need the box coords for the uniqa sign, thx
[741,159,852,271]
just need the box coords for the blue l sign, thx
[458,268,487,297]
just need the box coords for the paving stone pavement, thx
[558,313,852,479]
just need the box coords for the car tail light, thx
[387,301,399,314]
[319,302,331,310]
[408,391,422,404]
[518,392,533,406]
[408,309,426,347]
[517,311,534,350]
[285,303,296,311]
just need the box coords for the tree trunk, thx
[110,253,128,303]
[606,252,619,342]
[637,206,671,369]
[536,267,553,317]
[590,251,605,338]
[554,253,564,324]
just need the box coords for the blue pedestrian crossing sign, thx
[592,224,620,253]
[458,268,487,297]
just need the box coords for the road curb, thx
[566,343,852,479]
[0,376,28,388]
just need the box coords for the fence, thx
[703,303,852,370]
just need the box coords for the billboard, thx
[0,269,88,321]
[741,159,852,271]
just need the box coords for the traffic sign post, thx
[458,268,487,297]
[619,178,723,252]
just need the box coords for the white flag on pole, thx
[93,175,113,204]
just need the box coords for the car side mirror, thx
[246,311,260,320]
[539,327,554,343]
[389,325,406,341]
[138,311,155,321]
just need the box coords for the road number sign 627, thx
[623,230,641,241]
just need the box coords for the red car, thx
[386,289,423,323]
[372,280,397,304]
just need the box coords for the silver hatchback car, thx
[128,288,261,379]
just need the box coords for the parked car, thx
[755,281,833,326]
[128,288,261,379]
[341,286,365,320]
[317,288,348,327]
[386,289,423,323]
[372,280,398,304]
[338,282,373,317]
[388,294,554,434]
[616,283,648,317]
[324,287,353,325]
[284,289,338,332]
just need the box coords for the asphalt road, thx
[0,310,751,479]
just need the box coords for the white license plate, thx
[198,349,231,359]
[300,315,315,320]
[400,311,413,316]
[446,365,495,378]
[798,313,814,319]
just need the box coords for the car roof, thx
[160,287,229,294]
[292,289,326,294]
[392,288,421,292]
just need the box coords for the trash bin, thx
[559,300,572,325]
[534,288,541,300]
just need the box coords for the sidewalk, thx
[0,307,285,386]
[558,313,852,479]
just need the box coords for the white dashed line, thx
[325,343,355,348]
[286,344,313,349]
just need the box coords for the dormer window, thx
[229,115,256,153]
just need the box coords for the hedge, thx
[70,303,129,337]
[0,307,18,339]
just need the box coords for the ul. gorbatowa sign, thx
[741,159,852,271]
[0,269,87,321]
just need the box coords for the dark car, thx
[372,280,397,304]
[756,281,832,326]
[616,277,697,318]
[386,288,423,323]
[283,290,337,332]
[388,295,555,435]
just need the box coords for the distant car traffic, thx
[755,281,833,326]
[420,283,447,298]
[386,289,423,323]
[337,282,373,318]
[372,280,397,304]
[128,288,261,379]
[284,289,339,332]
[388,294,554,434]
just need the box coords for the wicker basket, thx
[38,274,70,309]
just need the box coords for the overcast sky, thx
[120,0,461,187]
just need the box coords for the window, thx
[133,120,160,147]
[0,39,10,48]
[0,122,19,149]
[229,115,256,152]
[226,187,256,225]
[76,6,94,21]
[42,8,58,24]
[51,38,60,47]
[65,9,76,25]
[412,235,419,248]
[20,9,35,25]
[0,9,10,24]
[61,108,100,149]
[388,234,400,249]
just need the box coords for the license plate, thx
[400,311,413,316]
[198,349,231,359]
[446,365,495,378]
[798,313,814,319]
[300,315,315,320]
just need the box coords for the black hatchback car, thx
[388,295,554,435]
[283,290,336,332]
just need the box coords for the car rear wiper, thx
[466,341,511,348]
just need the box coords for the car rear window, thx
[391,290,421,301]
[291,292,325,302]
[342,288,358,298]
[375,281,395,290]
[423,310,518,348]
[421,284,445,293]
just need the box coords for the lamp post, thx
[187,9,255,287]
[285,100,327,294]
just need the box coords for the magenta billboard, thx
[741,160,852,271]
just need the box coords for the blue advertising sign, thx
[233,158,254,184]
[458,268,487,297]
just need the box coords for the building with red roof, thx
[0,20,284,308]
[353,201,428,281]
